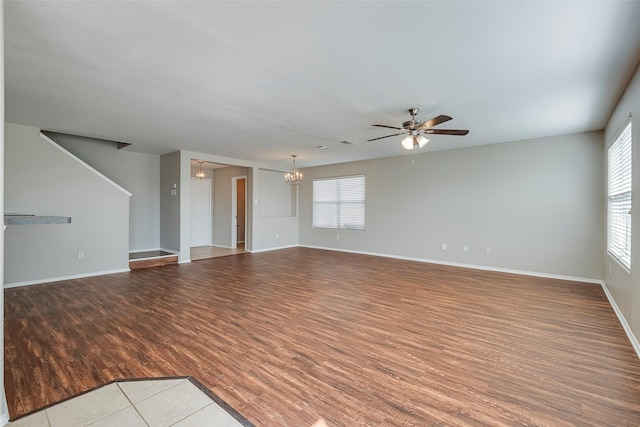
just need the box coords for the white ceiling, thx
[5,1,640,170]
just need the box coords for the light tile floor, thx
[9,378,248,427]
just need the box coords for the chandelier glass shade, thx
[284,154,303,185]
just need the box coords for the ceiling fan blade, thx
[424,129,469,136]
[367,132,406,142]
[418,115,452,130]
[372,124,403,130]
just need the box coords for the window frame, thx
[607,117,632,270]
[312,174,366,231]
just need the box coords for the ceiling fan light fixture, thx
[401,134,429,150]
[417,135,429,148]
[401,135,414,150]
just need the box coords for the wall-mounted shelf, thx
[4,214,72,225]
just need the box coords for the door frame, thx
[231,175,247,249]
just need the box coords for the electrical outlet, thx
[441,243,447,251]
[78,251,84,259]
[485,247,492,255]
[463,245,469,253]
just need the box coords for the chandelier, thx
[195,161,206,179]
[284,154,303,185]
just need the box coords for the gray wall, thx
[604,61,640,349]
[252,168,298,251]
[160,151,181,251]
[299,131,604,280]
[4,123,130,285]
[259,169,296,218]
[50,133,160,251]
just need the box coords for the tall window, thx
[608,120,632,269]
[313,175,365,230]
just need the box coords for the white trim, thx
[211,244,233,249]
[160,248,180,254]
[0,412,8,427]
[178,259,192,264]
[248,244,298,254]
[231,175,248,249]
[298,244,602,284]
[40,132,132,197]
[601,282,640,359]
[129,254,177,262]
[4,268,131,289]
[129,248,179,254]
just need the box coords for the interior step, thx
[129,250,178,270]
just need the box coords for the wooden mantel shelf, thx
[4,214,72,225]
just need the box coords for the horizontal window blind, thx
[313,175,365,230]
[607,120,632,269]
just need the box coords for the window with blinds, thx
[313,175,365,230]
[607,120,632,269]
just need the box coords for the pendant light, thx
[195,161,206,179]
[284,154,303,185]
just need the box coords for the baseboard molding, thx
[298,245,602,284]
[248,244,298,254]
[211,244,232,249]
[601,282,640,359]
[129,247,179,255]
[160,248,180,254]
[178,259,192,264]
[4,268,131,289]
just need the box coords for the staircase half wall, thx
[4,123,131,287]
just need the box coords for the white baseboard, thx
[178,259,192,264]
[248,244,298,254]
[211,244,232,249]
[601,282,640,359]
[4,268,131,289]
[129,247,179,254]
[299,245,601,284]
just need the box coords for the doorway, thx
[231,176,247,250]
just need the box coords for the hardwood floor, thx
[5,248,640,425]
[190,243,246,261]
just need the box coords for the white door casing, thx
[231,176,247,249]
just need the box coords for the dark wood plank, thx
[5,248,640,425]
[129,255,178,270]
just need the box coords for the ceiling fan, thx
[368,107,469,150]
